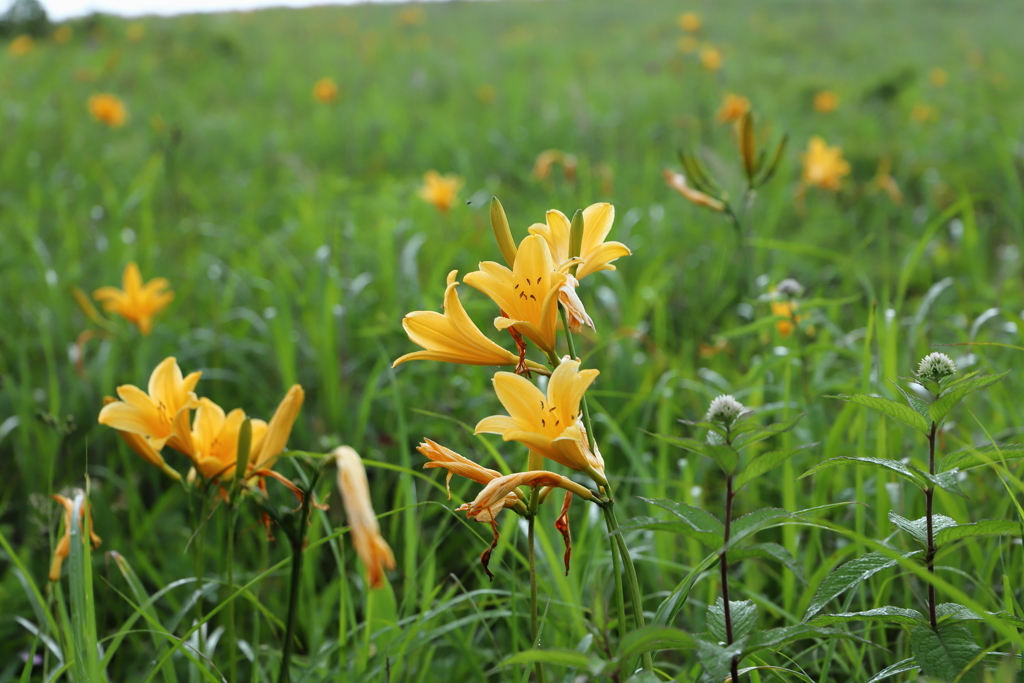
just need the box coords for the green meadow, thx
[3,0,1024,680]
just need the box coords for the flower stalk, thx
[527,487,546,683]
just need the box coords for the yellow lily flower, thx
[248,384,305,473]
[187,398,252,481]
[313,77,339,103]
[93,262,173,335]
[464,235,567,355]
[87,93,128,128]
[393,271,547,371]
[527,203,631,280]
[97,357,199,452]
[333,446,396,589]
[801,136,850,191]
[102,396,182,481]
[417,170,463,213]
[49,494,102,582]
[475,358,605,479]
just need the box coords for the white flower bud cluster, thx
[917,352,957,382]
[706,394,744,424]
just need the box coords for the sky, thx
[32,0,436,21]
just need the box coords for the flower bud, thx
[706,394,744,424]
[489,197,518,268]
[917,352,957,383]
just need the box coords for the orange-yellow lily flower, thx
[93,262,173,335]
[417,171,463,213]
[527,203,631,280]
[102,396,182,481]
[313,77,339,103]
[814,91,839,113]
[186,398,251,481]
[717,94,750,123]
[88,93,128,127]
[333,446,396,589]
[97,357,199,452]
[663,170,725,212]
[464,235,567,355]
[678,12,701,32]
[49,494,102,582]
[475,358,605,480]
[393,271,548,371]
[801,136,850,191]
[700,45,722,71]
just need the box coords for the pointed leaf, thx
[803,551,919,620]
[828,394,930,434]
[799,456,927,488]
[810,606,926,627]
[935,519,1022,545]
[743,624,864,656]
[913,467,968,497]
[616,516,724,549]
[499,649,603,675]
[865,658,919,683]
[889,380,931,420]
[707,598,758,642]
[732,413,806,449]
[730,542,806,583]
[929,371,1009,424]
[940,443,1024,472]
[696,637,745,683]
[736,444,817,490]
[936,603,1024,629]
[639,497,724,549]
[615,626,694,663]
[909,624,982,683]
[888,511,957,544]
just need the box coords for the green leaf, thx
[109,552,179,683]
[909,624,982,683]
[645,431,738,473]
[500,648,604,674]
[928,371,1009,424]
[888,511,957,544]
[616,516,723,549]
[809,606,926,627]
[940,443,1024,472]
[803,551,919,620]
[828,394,930,434]
[696,637,745,683]
[638,498,724,549]
[727,508,795,549]
[936,603,1024,629]
[730,542,806,584]
[615,626,694,663]
[707,598,758,642]
[736,444,817,490]
[743,624,861,656]
[935,519,1022,545]
[799,456,927,488]
[889,380,931,420]
[67,494,103,683]
[732,413,806,449]
[914,468,968,497]
[865,658,919,683]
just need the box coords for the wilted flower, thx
[126,22,145,42]
[801,136,850,191]
[700,45,722,71]
[49,494,102,582]
[53,25,73,44]
[929,68,948,87]
[706,395,744,424]
[558,274,594,333]
[460,470,592,524]
[88,93,127,127]
[417,171,463,213]
[418,439,505,498]
[8,34,34,56]
[678,12,701,32]
[662,170,724,212]
[716,93,750,123]
[813,90,839,113]
[334,446,396,589]
[313,77,339,103]
[917,352,957,383]
[93,262,173,335]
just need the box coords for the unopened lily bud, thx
[489,197,518,268]
[706,394,744,424]
[739,111,757,181]
[917,352,957,383]
[663,170,725,212]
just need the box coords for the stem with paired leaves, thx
[925,420,938,630]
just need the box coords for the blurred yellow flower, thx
[417,170,463,212]
[88,93,127,127]
[8,34,34,56]
[717,93,750,123]
[528,203,631,280]
[662,170,725,212]
[103,396,183,481]
[801,136,850,191]
[678,12,701,32]
[93,262,173,335]
[929,68,948,87]
[98,357,200,452]
[333,446,396,589]
[465,235,566,354]
[872,158,903,205]
[393,270,547,370]
[770,299,799,337]
[700,45,722,71]
[475,359,605,479]
[53,25,73,44]
[396,6,425,26]
[49,495,102,582]
[476,84,497,105]
[532,149,577,181]
[813,90,839,113]
[911,103,937,123]
[313,77,339,103]
[126,22,145,42]
[677,35,698,53]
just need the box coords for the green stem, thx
[602,506,627,644]
[926,420,938,630]
[226,507,238,683]
[278,471,319,683]
[527,488,546,683]
[190,492,207,662]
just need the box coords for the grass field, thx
[3,0,1024,680]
